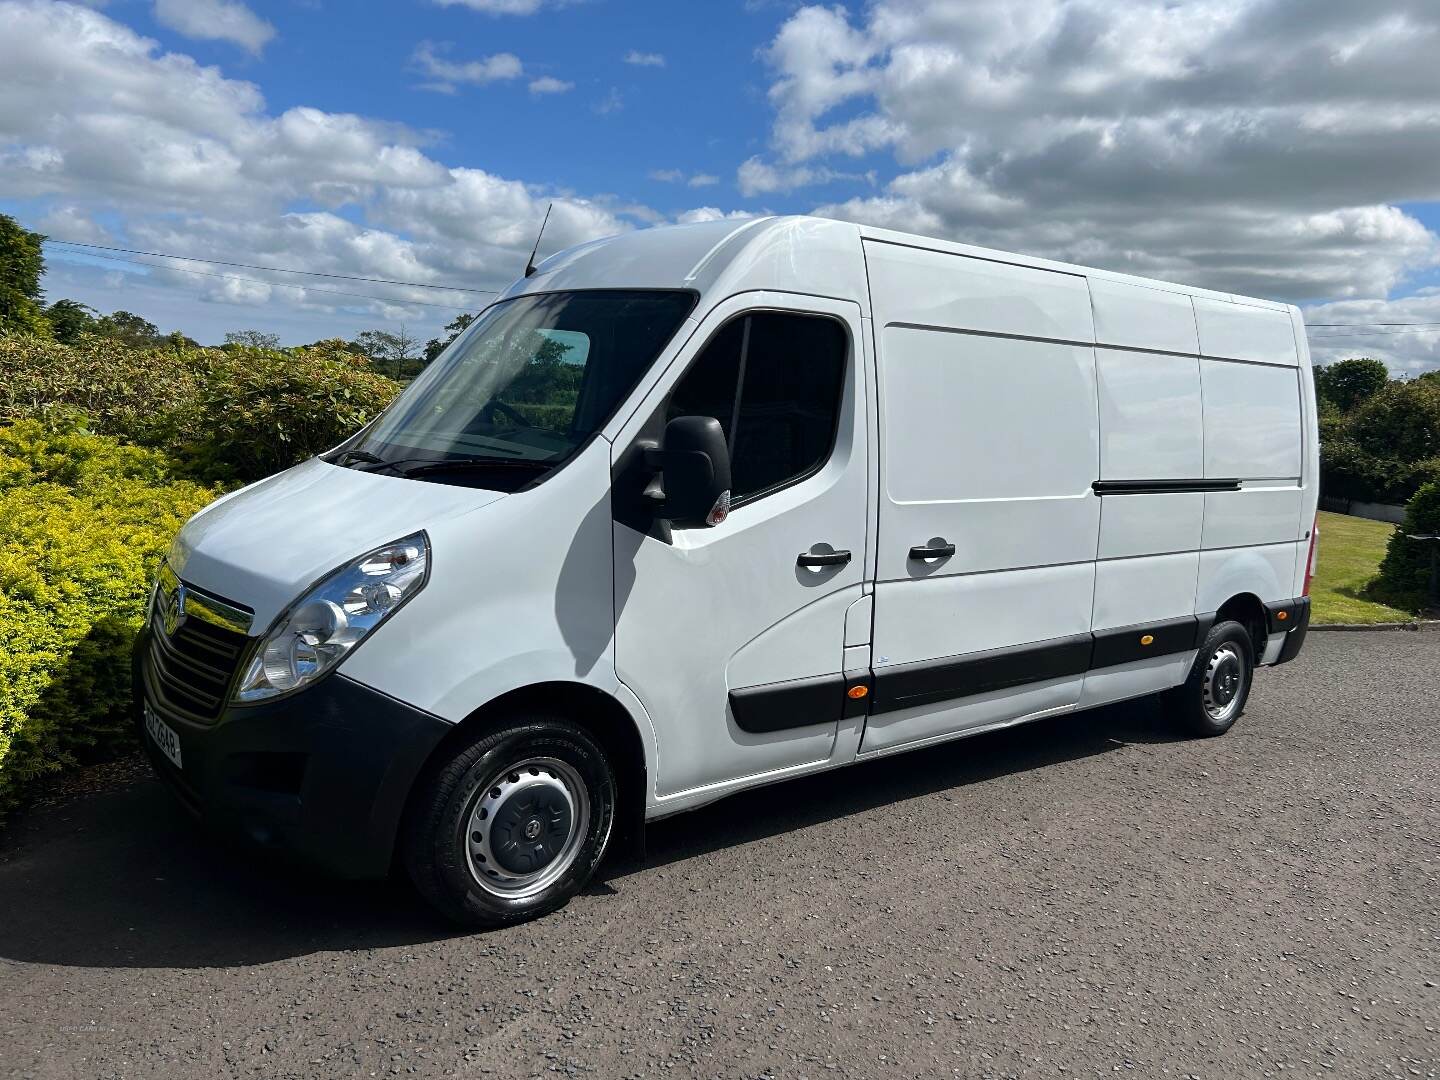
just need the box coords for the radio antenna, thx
[523,203,553,278]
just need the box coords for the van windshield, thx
[343,289,695,486]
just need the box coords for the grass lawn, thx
[1310,511,1417,625]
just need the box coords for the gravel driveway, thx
[1,631,1436,1079]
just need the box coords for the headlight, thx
[234,532,429,703]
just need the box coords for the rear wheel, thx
[1170,620,1254,737]
[402,717,615,927]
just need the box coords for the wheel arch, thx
[401,681,651,867]
[1214,592,1268,663]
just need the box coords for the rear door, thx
[861,241,1101,753]
[611,293,871,799]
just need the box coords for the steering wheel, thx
[479,400,532,428]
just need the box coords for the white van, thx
[138,216,1319,926]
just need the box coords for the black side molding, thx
[729,672,846,734]
[1093,479,1241,496]
[870,634,1094,715]
[1090,616,1202,669]
[871,618,1207,717]
[726,603,1299,731]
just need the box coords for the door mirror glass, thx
[653,415,732,526]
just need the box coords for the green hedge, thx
[0,334,401,484]
[0,420,221,818]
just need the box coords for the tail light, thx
[1302,515,1319,597]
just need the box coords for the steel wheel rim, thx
[463,756,590,899]
[1202,642,1246,723]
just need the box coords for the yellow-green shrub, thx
[0,420,222,817]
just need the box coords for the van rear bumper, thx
[134,632,451,878]
[1270,596,1311,666]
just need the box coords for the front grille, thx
[145,592,252,724]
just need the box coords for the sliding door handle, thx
[797,549,852,568]
[909,541,956,560]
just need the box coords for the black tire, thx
[1168,619,1254,737]
[402,716,615,928]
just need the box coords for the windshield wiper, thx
[336,448,389,467]
[397,456,553,478]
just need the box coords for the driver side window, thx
[667,311,847,504]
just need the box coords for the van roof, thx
[498,214,1294,316]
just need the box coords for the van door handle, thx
[797,549,852,568]
[908,541,956,560]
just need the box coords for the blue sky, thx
[3,0,1439,371]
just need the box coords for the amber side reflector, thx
[1277,610,1289,621]
[847,685,869,700]
[1140,634,1155,646]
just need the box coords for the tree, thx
[424,312,476,364]
[224,329,282,350]
[353,324,422,379]
[93,310,160,347]
[1314,357,1389,413]
[44,299,97,344]
[0,213,51,338]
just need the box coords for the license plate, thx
[144,705,183,769]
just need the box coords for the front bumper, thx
[134,628,452,878]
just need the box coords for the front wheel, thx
[1169,620,1254,737]
[402,717,616,927]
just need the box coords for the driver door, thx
[610,293,871,800]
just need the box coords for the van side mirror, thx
[645,416,732,527]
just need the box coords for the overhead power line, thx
[1309,326,1440,339]
[43,238,499,296]
[1308,321,1440,328]
[53,247,472,311]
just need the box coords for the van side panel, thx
[1193,297,1300,367]
[1201,361,1304,479]
[1089,277,1199,356]
[1082,280,1206,706]
[862,241,1098,751]
[1193,301,1306,617]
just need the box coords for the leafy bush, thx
[1346,379,1440,464]
[0,333,400,483]
[0,420,222,818]
[175,346,400,482]
[1321,377,1440,504]
[1368,482,1440,613]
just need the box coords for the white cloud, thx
[431,0,557,14]
[757,0,1440,306]
[675,207,759,225]
[650,169,721,188]
[35,204,111,244]
[736,155,870,197]
[592,87,623,115]
[624,50,665,68]
[411,41,523,91]
[528,76,573,95]
[0,0,638,344]
[153,0,275,55]
[1304,292,1440,378]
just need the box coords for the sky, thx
[2,0,1439,372]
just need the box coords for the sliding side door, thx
[861,241,1101,754]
